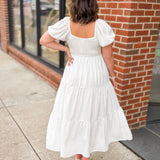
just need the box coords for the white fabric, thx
[46,16,133,158]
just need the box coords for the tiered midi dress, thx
[46,16,133,158]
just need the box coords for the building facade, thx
[0,0,160,130]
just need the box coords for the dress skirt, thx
[46,53,133,158]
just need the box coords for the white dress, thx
[46,16,133,158]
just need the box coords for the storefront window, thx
[40,0,60,66]
[23,0,37,55]
[9,0,67,73]
[12,0,22,47]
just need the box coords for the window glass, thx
[12,0,22,47]
[23,0,37,55]
[40,0,60,66]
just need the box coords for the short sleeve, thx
[48,16,69,41]
[97,19,115,47]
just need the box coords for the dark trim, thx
[59,0,66,69]
[149,102,160,106]
[59,41,65,69]
[20,0,25,48]
[36,0,41,56]
[146,120,160,125]
[7,0,13,43]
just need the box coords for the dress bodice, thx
[47,16,115,57]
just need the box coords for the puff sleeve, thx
[48,16,69,41]
[97,19,115,47]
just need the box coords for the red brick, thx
[105,15,116,21]
[148,42,157,47]
[145,64,153,70]
[98,2,105,7]
[127,109,139,114]
[137,17,150,22]
[133,54,145,60]
[121,94,134,101]
[129,88,141,94]
[117,16,136,23]
[152,17,160,22]
[139,116,147,121]
[140,48,149,54]
[135,92,144,98]
[153,4,160,9]
[142,36,151,41]
[101,9,111,14]
[106,3,117,8]
[112,9,123,15]
[116,29,134,36]
[124,10,144,16]
[128,118,138,124]
[136,30,149,36]
[131,66,144,72]
[114,65,130,73]
[144,24,153,29]
[123,24,142,30]
[130,77,143,83]
[118,3,137,9]
[145,11,154,16]
[144,76,152,81]
[136,82,145,87]
[147,54,155,58]
[139,3,152,9]
[122,37,141,43]
[134,43,147,48]
[123,105,133,111]
[139,60,148,65]
[128,98,140,105]
[110,22,122,28]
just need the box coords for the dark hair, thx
[69,0,99,25]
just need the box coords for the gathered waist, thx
[71,52,102,57]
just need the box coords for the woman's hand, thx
[66,47,74,66]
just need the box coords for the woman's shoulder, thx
[96,18,115,47]
[96,18,112,28]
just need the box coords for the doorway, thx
[147,23,160,124]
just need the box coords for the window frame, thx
[7,0,66,75]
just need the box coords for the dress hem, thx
[46,136,133,158]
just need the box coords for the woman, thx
[39,0,133,160]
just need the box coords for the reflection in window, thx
[12,0,21,47]
[23,0,37,55]
[149,24,160,103]
[41,0,60,66]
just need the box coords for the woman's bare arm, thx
[39,31,68,52]
[101,43,115,77]
[39,31,74,66]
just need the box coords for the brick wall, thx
[97,0,160,129]
[0,0,9,52]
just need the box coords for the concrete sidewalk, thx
[0,50,142,160]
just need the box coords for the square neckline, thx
[68,17,98,40]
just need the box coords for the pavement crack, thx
[0,97,42,160]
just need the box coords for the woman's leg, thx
[75,154,83,159]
